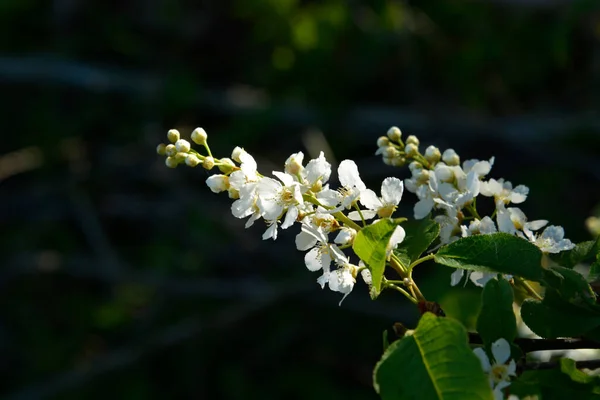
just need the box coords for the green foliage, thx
[511,358,600,400]
[434,233,544,281]
[476,279,517,348]
[374,313,493,400]
[394,218,440,268]
[521,288,600,339]
[353,218,400,295]
[550,236,600,268]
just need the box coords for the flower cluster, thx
[375,127,576,287]
[157,128,406,304]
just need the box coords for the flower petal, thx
[381,177,404,205]
[338,160,366,190]
[491,338,511,364]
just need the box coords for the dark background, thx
[1,0,600,399]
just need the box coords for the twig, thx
[524,358,600,371]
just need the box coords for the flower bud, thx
[382,157,393,166]
[218,157,236,173]
[175,139,191,153]
[435,164,454,182]
[391,156,406,167]
[165,144,177,157]
[387,126,402,142]
[424,145,441,163]
[405,143,418,157]
[408,161,423,174]
[167,129,180,143]
[377,136,390,147]
[442,149,460,166]
[174,152,188,163]
[383,146,399,159]
[206,175,230,193]
[202,156,215,170]
[416,169,430,184]
[284,152,304,175]
[165,156,178,168]
[231,146,245,163]
[156,143,167,156]
[191,127,208,146]
[185,154,200,167]
[406,135,419,146]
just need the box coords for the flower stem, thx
[385,283,418,304]
[408,254,435,272]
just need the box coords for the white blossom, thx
[256,171,304,234]
[348,177,403,220]
[524,225,575,253]
[473,338,516,400]
[480,178,529,208]
[295,223,346,275]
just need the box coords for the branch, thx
[524,358,600,371]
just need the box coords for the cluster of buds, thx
[375,126,428,167]
[156,128,216,170]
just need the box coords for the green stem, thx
[408,254,435,272]
[353,203,367,227]
[385,283,418,304]
[302,194,362,231]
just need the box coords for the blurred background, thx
[1,0,600,398]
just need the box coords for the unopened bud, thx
[206,175,230,193]
[156,143,167,156]
[284,152,304,175]
[382,157,393,166]
[165,157,178,168]
[167,129,180,143]
[174,152,188,163]
[406,135,419,146]
[202,156,215,170]
[377,136,390,147]
[384,146,399,159]
[175,139,191,153]
[185,154,200,167]
[424,145,441,163]
[408,161,423,174]
[442,149,460,166]
[405,143,418,157]
[218,158,236,173]
[165,144,177,157]
[391,156,406,167]
[387,126,402,142]
[231,146,244,163]
[191,127,208,146]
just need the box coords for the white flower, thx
[497,207,547,237]
[228,150,259,192]
[296,223,346,275]
[303,151,331,192]
[334,227,357,246]
[324,262,358,305]
[480,178,529,208]
[330,160,367,211]
[524,225,575,254]
[348,177,404,220]
[284,151,304,175]
[461,216,498,237]
[386,225,406,260]
[473,338,516,400]
[256,171,304,231]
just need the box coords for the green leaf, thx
[550,237,600,268]
[511,358,600,400]
[394,218,440,267]
[352,218,399,294]
[476,278,517,347]
[373,313,493,400]
[434,233,544,281]
[588,253,600,283]
[542,266,597,308]
[520,289,600,339]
